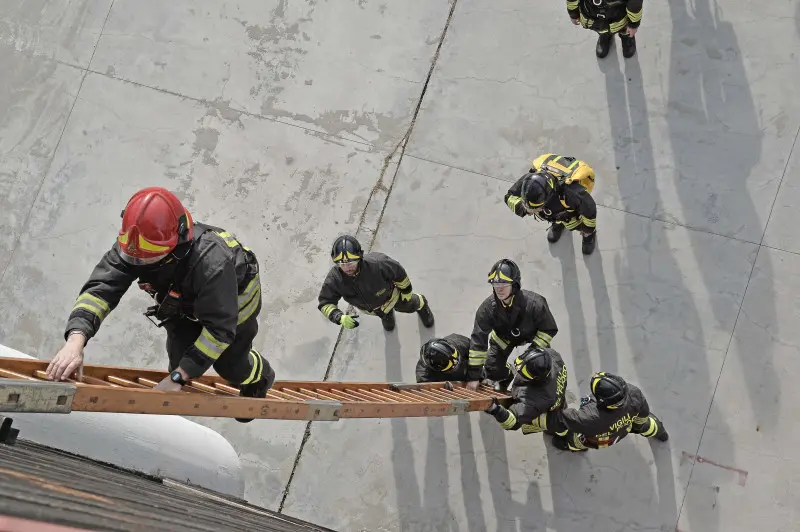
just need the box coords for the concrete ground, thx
[1,0,799,530]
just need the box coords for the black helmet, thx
[521,172,554,208]
[331,235,362,264]
[420,338,459,373]
[487,259,521,291]
[513,346,552,382]
[590,372,628,409]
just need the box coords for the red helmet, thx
[117,187,193,265]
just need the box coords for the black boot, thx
[236,364,276,423]
[547,223,565,243]
[582,232,597,255]
[596,33,612,58]
[417,296,434,328]
[381,310,396,332]
[620,33,636,58]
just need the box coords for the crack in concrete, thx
[0,0,117,289]
[276,0,461,515]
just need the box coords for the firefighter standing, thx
[45,187,275,423]
[567,0,643,59]
[539,371,669,452]
[484,346,569,434]
[469,259,559,392]
[318,235,434,332]
[415,333,481,384]
[505,153,598,255]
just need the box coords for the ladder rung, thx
[366,389,416,403]
[107,376,149,388]
[81,376,121,388]
[266,389,298,401]
[213,382,240,394]
[321,389,365,402]
[0,368,36,381]
[409,389,451,402]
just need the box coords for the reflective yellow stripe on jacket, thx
[241,349,264,385]
[506,195,523,212]
[393,276,411,291]
[489,330,508,349]
[533,330,553,348]
[468,349,487,367]
[500,410,517,430]
[238,273,261,324]
[193,327,230,360]
[320,304,338,319]
[379,287,400,314]
[72,293,111,322]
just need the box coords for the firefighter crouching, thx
[568,0,643,59]
[469,259,559,392]
[484,346,569,434]
[318,235,434,332]
[46,187,275,423]
[505,153,598,255]
[416,333,482,384]
[535,371,669,452]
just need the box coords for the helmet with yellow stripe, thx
[331,235,362,264]
[331,235,363,276]
[420,337,460,373]
[521,172,556,209]
[590,372,629,409]
[487,258,521,292]
[117,187,193,266]
[513,346,552,382]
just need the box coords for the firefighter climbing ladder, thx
[0,358,510,421]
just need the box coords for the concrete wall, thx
[0,343,245,499]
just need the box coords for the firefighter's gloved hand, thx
[554,210,574,222]
[485,397,501,415]
[580,395,594,408]
[339,314,359,329]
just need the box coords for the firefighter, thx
[567,0,643,59]
[541,371,669,452]
[484,346,569,434]
[317,235,434,332]
[415,333,481,384]
[469,259,559,392]
[504,153,598,255]
[45,187,275,423]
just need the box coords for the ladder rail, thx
[0,358,511,421]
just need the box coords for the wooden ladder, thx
[0,358,510,421]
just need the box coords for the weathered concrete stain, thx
[0,0,106,66]
[191,127,219,166]
[260,99,402,149]
[236,1,404,147]
[204,97,244,127]
[236,162,269,198]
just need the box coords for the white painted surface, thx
[0,343,245,498]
